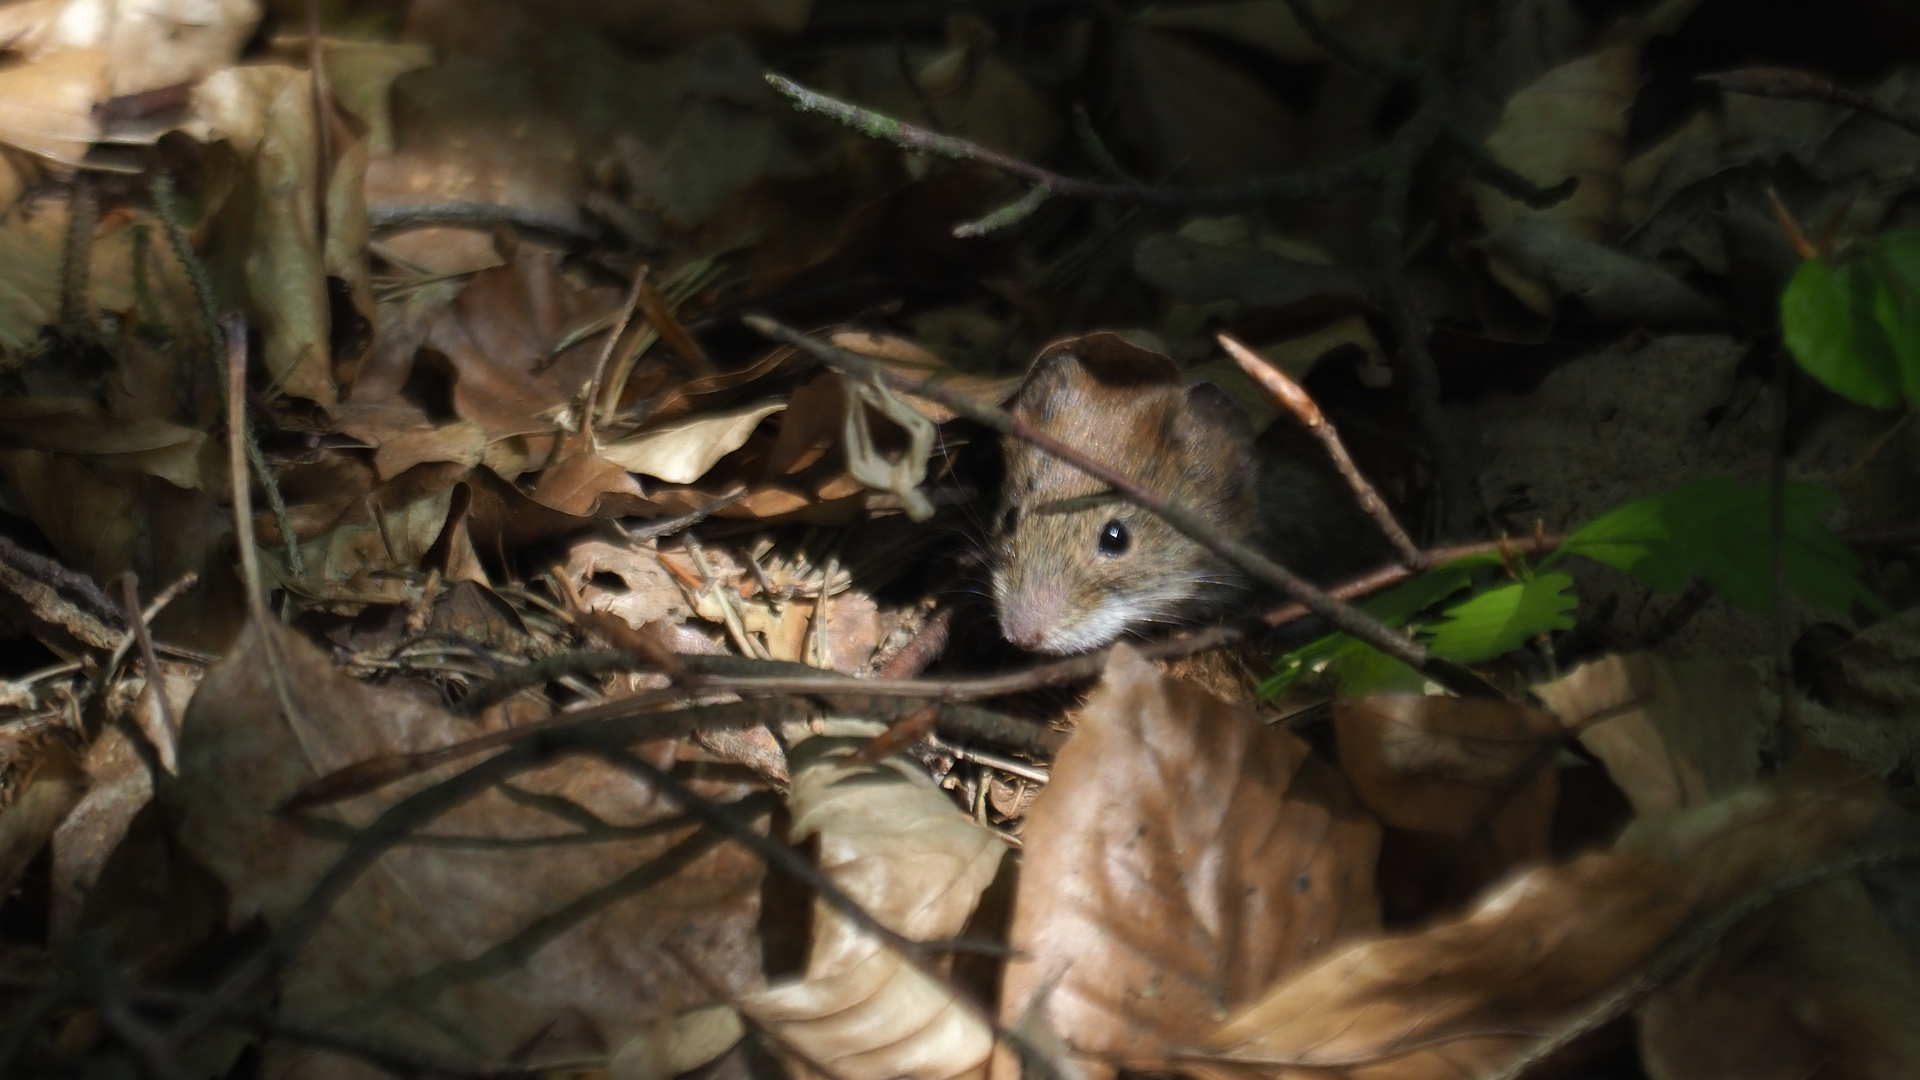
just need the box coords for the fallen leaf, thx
[1476,218,1725,325]
[164,618,768,1071]
[1534,653,1762,817]
[0,741,81,896]
[602,398,786,484]
[740,736,1008,1080]
[369,420,489,481]
[1201,774,1889,1078]
[0,396,215,489]
[999,646,1381,1067]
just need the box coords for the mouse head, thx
[990,334,1258,654]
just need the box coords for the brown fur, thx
[990,334,1388,654]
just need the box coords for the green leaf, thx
[1258,566,1474,700]
[1556,477,1880,615]
[1782,258,1904,409]
[1423,573,1577,663]
[1334,640,1426,697]
[1872,233,1920,402]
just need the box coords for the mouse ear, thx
[1177,381,1257,472]
[1017,332,1181,397]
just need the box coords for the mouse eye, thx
[1097,519,1130,557]
[998,505,1020,533]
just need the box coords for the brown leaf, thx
[0,48,106,165]
[423,244,623,440]
[528,451,649,517]
[1335,695,1561,838]
[740,737,1008,1080]
[1475,218,1725,325]
[1201,776,1889,1078]
[1534,654,1762,817]
[197,63,338,407]
[1335,695,1560,918]
[0,741,82,897]
[601,399,786,484]
[164,618,767,1069]
[1639,877,1920,1080]
[999,646,1381,1066]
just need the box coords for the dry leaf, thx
[739,736,1009,1080]
[1639,876,1920,1080]
[0,47,106,165]
[1201,775,1889,1078]
[602,399,785,484]
[165,619,767,1073]
[0,396,214,489]
[0,742,82,896]
[998,646,1381,1068]
[1476,218,1725,325]
[1534,653,1762,816]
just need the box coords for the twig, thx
[119,573,180,773]
[953,184,1053,239]
[767,73,1385,209]
[1702,67,1920,136]
[1484,845,1920,1080]
[744,314,1502,701]
[876,605,954,678]
[582,265,647,445]
[366,201,597,241]
[0,534,123,629]
[225,317,269,622]
[624,485,750,541]
[452,648,636,716]
[1218,332,1422,567]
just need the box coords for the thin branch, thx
[0,534,123,629]
[1486,845,1920,1080]
[119,572,180,773]
[1702,67,1920,136]
[224,316,268,623]
[767,73,1384,209]
[744,314,1503,700]
[1218,332,1423,567]
[953,184,1053,238]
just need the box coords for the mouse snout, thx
[998,581,1069,651]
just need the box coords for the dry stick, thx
[744,314,1500,701]
[119,572,180,772]
[1702,67,1920,136]
[225,318,270,622]
[0,534,123,628]
[1218,332,1423,567]
[1483,845,1920,1080]
[766,73,1386,210]
[635,267,715,376]
[582,264,647,445]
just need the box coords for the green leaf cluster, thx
[1549,477,1879,616]
[1260,478,1876,702]
[1781,232,1920,409]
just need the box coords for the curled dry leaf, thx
[1534,653,1761,816]
[739,736,1009,1080]
[165,618,767,1075]
[1476,218,1725,325]
[1200,775,1890,1079]
[0,396,215,490]
[602,398,786,484]
[998,646,1381,1069]
[1335,694,1560,909]
[0,741,82,896]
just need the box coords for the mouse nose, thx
[1001,584,1067,650]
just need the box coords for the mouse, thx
[988,333,1391,654]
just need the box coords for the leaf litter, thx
[0,1,1915,1078]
